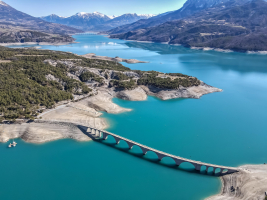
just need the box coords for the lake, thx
[1,35,267,200]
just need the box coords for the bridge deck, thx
[93,128,238,171]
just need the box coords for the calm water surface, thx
[1,35,267,200]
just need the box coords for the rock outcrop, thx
[0,121,91,144]
[115,87,147,101]
[207,164,267,200]
[140,81,222,100]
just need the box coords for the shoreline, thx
[81,53,149,64]
[0,41,79,47]
[109,36,267,55]
[206,164,267,200]
[0,83,221,144]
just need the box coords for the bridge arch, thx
[129,145,147,155]
[201,165,207,171]
[160,157,177,165]
[178,162,197,171]
[92,129,238,175]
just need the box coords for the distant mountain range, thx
[105,0,252,35]
[0,1,82,43]
[41,12,156,32]
[109,0,267,52]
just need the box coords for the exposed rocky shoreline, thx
[0,41,78,46]
[0,49,223,144]
[0,82,221,144]
[81,53,148,64]
[206,164,267,200]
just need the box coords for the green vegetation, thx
[112,72,129,80]
[0,47,110,120]
[109,79,136,90]
[132,70,144,76]
[166,73,190,78]
[79,71,104,84]
[137,72,200,89]
[72,59,130,72]
[0,46,201,120]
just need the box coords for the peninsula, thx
[0,46,222,143]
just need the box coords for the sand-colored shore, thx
[0,83,221,144]
[206,164,267,200]
[0,88,132,144]
[81,53,149,64]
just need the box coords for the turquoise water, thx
[2,35,267,200]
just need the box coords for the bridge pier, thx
[126,142,134,150]
[102,132,108,140]
[172,158,183,166]
[114,137,121,144]
[194,164,202,171]
[96,130,101,138]
[156,153,165,161]
[140,147,148,155]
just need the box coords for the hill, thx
[0,47,213,121]
[105,0,251,35]
[110,0,267,52]
[0,1,82,44]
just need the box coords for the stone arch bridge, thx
[84,126,239,175]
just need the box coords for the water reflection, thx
[124,42,267,74]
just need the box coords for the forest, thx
[0,47,201,121]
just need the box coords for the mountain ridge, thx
[105,0,253,35]
[110,0,267,52]
[41,12,156,32]
[0,1,82,44]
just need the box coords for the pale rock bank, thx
[0,121,91,144]
[115,87,147,101]
[140,81,222,100]
[81,53,148,64]
[207,164,267,200]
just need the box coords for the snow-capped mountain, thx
[90,13,156,31]
[41,14,66,23]
[74,11,109,19]
[41,12,156,32]
[0,1,8,6]
[137,14,155,18]
[108,15,117,19]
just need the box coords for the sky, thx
[3,0,187,17]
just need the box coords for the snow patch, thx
[0,1,8,6]
[108,15,117,19]
[137,14,156,18]
[75,11,107,19]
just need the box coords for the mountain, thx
[0,1,82,35]
[110,0,267,52]
[41,13,155,32]
[92,13,156,32]
[40,14,67,24]
[0,1,83,43]
[105,0,251,35]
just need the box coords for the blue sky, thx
[4,0,187,17]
